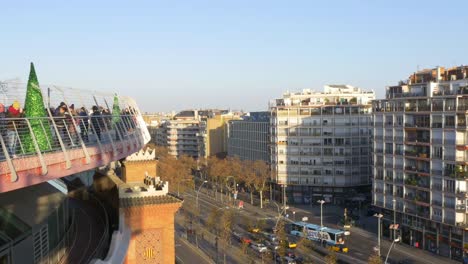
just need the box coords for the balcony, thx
[455,204,467,212]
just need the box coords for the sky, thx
[1,0,468,113]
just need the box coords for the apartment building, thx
[372,66,468,261]
[205,113,241,157]
[270,85,375,204]
[155,110,205,159]
[227,111,270,162]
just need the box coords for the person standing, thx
[78,107,89,142]
[91,106,102,140]
[6,101,22,157]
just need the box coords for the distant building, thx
[155,110,205,159]
[205,113,241,157]
[227,111,270,162]
[270,85,375,204]
[372,66,468,261]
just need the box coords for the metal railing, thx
[0,113,143,178]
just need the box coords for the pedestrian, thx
[0,103,6,136]
[91,106,102,140]
[6,101,22,157]
[79,107,89,142]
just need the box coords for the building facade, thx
[227,112,270,162]
[372,66,468,261]
[205,113,241,157]
[0,182,71,264]
[270,85,375,204]
[154,110,205,159]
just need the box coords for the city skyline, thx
[2,1,468,112]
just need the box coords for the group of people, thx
[0,101,23,157]
[0,100,137,159]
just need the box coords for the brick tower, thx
[119,149,182,264]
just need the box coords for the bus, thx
[290,222,348,252]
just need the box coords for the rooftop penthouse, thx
[386,66,468,99]
[271,84,375,108]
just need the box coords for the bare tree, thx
[276,219,288,257]
[252,160,270,209]
[239,160,256,205]
[219,209,234,264]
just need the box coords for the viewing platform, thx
[0,81,150,193]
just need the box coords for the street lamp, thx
[317,200,325,230]
[293,211,296,222]
[374,213,383,257]
[385,237,400,264]
[196,180,208,209]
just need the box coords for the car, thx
[286,253,304,264]
[248,227,261,233]
[241,236,252,245]
[250,243,268,253]
[280,240,296,249]
[398,259,415,264]
[327,244,348,253]
[275,255,296,264]
[265,240,280,250]
[232,231,242,241]
[262,232,278,242]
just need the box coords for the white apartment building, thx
[270,85,375,204]
[372,66,468,261]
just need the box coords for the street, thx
[175,184,460,264]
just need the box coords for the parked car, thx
[250,243,268,253]
[280,240,297,249]
[248,227,261,233]
[275,255,296,264]
[262,232,278,242]
[232,231,242,241]
[241,236,252,245]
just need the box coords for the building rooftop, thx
[0,182,66,227]
[119,194,181,208]
[118,174,182,207]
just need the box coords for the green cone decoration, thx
[22,62,52,153]
[112,94,121,126]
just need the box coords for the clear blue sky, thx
[2,0,468,112]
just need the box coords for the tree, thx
[219,209,234,264]
[276,219,288,257]
[252,160,270,208]
[206,207,222,235]
[367,253,383,264]
[324,247,337,264]
[22,62,52,153]
[157,154,195,196]
[207,157,231,202]
[240,160,256,205]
